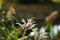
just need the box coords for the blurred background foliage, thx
[0,0,60,40]
[0,0,60,9]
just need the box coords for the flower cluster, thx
[16,18,36,30]
[6,6,16,20]
[39,27,49,40]
[16,18,37,40]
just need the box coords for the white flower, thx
[39,32,48,39]
[27,18,33,22]
[21,19,26,24]
[30,24,36,28]
[57,25,60,31]
[6,6,16,19]
[39,27,48,39]
[30,32,35,36]
[53,25,58,35]
[1,37,4,39]
[2,27,5,30]
[9,6,16,14]
[16,18,36,29]
[39,27,45,34]
[16,23,25,29]
[2,11,5,14]
[2,19,5,22]
[18,39,21,40]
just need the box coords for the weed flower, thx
[16,18,36,30]
[39,32,48,40]
[2,27,5,30]
[1,19,5,22]
[16,18,36,37]
[6,6,16,19]
[2,11,5,14]
[39,27,48,40]
[1,37,4,40]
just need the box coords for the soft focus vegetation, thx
[0,6,60,40]
[0,0,60,40]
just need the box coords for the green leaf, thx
[11,22,16,30]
